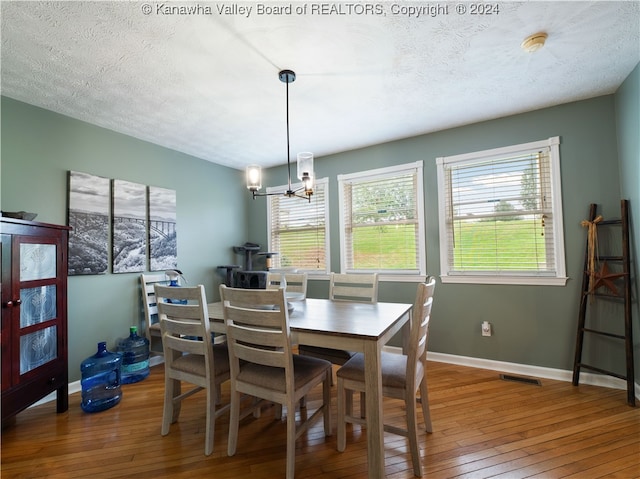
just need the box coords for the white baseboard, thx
[149,354,164,368]
[30,350,639,408]
[383,346,640,401]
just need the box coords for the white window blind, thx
[338,162,425,275]
[436,137,567,285]
[267,178,329,273]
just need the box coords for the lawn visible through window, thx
[352,224,417,269]
[453,219,548,271]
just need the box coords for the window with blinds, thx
[436,137,567,285]
[267,178,329,273]
[338,162,425,276]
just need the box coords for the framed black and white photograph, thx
[112,179,147,273]
[149,186,178,271]
[67,171,110,275]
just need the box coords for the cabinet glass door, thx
[20,326,57,374]
[20,243,56,281]
[20,285,57,328]
[18,242,59,375]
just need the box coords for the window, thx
[338,162,426,279]
[267,177,329,274]
[436,137,567,285]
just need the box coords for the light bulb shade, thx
[246,165,262,191]
[297,152,314,190]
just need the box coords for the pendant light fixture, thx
[246,69,314,202]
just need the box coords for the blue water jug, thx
[81,342,122,413]
[117,326,150,384]
[165,270,187,304]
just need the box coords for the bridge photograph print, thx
[67,171,110,276]
[112,179,147,273]
[149,186,177,271]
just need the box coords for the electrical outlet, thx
[482,321,492,337]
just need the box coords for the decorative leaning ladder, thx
[572,200,635,406]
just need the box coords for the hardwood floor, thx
[2,361,639,478]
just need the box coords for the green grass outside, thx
[453,219,547,270]
[277,219,547,271]
[352,224,417,269]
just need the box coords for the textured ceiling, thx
[1,1,639,170]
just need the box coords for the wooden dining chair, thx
[219,285,332,479]
[298,272,378,365]
[336,277,436,477]
[155,284,230,456]
[267,271,308,299]
[140,272,173,354]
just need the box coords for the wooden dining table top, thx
[207,297,413,341]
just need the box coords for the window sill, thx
[440,275,569,286]
[378,274,427,283]
[307,273,428,283]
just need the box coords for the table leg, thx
[402,309,412,354]
[364,341,385,478]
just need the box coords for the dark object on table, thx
[1,211,37,221]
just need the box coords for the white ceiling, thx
[1,1,639,170]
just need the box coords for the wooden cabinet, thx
[1,218,70,426]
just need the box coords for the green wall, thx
[1,97,249,382]
[615,62,640,384]
[249,95,632,377]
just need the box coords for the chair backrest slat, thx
[156,302,203,322]
[163,333,207,356]
[225,304,286,330]
[233,339,286,368]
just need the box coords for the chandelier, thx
[246,70,314,202]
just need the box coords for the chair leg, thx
[227,390,241,456]
[172,383,182,423]
[419,379,433,433]
[323,369,332,436]
[286,398,297,479]
[406,390,422,477]
[337,377,346,452]
[204,386,214,456]
[345,389,353,419]
[162,378,180,435]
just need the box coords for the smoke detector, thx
[521,32,548,53]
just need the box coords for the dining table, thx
[208,296,413,478]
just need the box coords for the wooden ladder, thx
[572,200,635,406]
